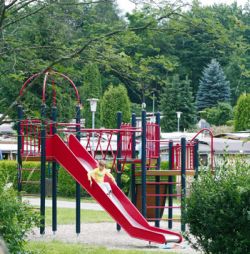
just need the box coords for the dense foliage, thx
[101,84,131,128]
[0,161,89,197]
[160,75,196,132]
[184,160,250,254]
[201,102,233,126]
[79,64,102,128]
[234,93,250,131]
[0,1,249,127]
[0,180,39,254]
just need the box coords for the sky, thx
[117,0,248,14]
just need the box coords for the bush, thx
[101,84,131,128]
[0,180,39,254]
[0,161,89,197]
[234,93,250,131]
[201,102,233,126]
[57,166,88,197]
[1,160,172,198]
[184,160,250,254]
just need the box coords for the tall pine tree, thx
[180,77,197,130]
[160,75,196,132]
[196,59,231,111]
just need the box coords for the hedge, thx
[0,160,89,197]
[0,160,172,197]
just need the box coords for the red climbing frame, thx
[20,119,161,174]
[20,119,41,158]
[172,141,196,171]
[146,122,160,159]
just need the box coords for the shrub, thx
[234,93,250,131]
[201,102,233,126]
[0,161,89,197]
[101,84,131,128]
[184,160,250,254]
[57,166,88,197]
[0,180,39,254]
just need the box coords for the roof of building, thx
[160,132,250,155]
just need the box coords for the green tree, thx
[234,93,250,131]
[101,84,131,128]
[201,102,233,126]
[160,76,181,132]
[1,0,249,127]
[225,54,250,105]
[196,59,231,111]
[180,77,197,130]
[79,64,102,128]
[160,75,196,132]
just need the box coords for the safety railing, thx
[20,119,41,158]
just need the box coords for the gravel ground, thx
[28,222,201,254]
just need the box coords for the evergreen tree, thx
[196,59,231,111]
[160,75,196,132]
[234,93,250,131]
[101,85,131,128]
[160,76,181,132]
[180,77,197,130]
[79,64,102,128]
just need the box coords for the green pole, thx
[131,113,136,205]
[155,112,161,227]
[116,111,122,231]
[17,105,23,193]
[40,103,46,235]
[76,105,81,235]
[181,137,186,232]
[194,139,199,178]
[168,141,173,229]
[52,106,57,234]
[141,110,147,218]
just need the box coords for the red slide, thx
[46,134,182,244]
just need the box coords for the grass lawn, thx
[26,241,177,254]
[25,195,96,203]
[44,207,179,226]
[45,207,114,225]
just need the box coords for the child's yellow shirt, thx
[88,168,115,183]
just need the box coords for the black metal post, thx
[40,104,46,234]
[141,110,147,218]
[17,105,23,193]
[76,105,81,235]
[168,140,173,229]
[155,112,161,227]
[181,137,186,232]
[51,106,57,234]
[131,113,136,205]
[194,139,199,179]
[116,111,122,231]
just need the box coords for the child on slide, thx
[87,160,116,195]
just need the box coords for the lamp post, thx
[152,91,155,116]
[176,111,182,132]
[87,98,99,155]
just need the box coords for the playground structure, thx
[17,70,214,244]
